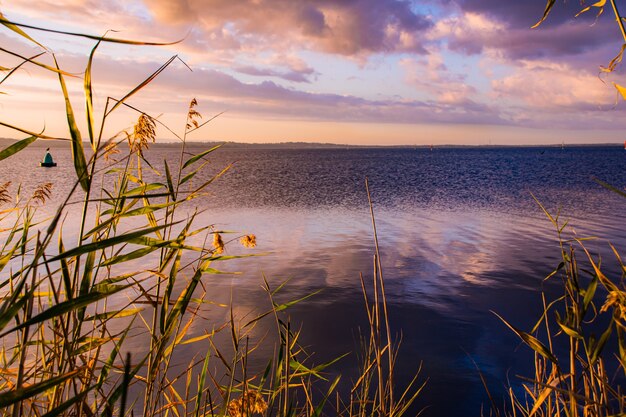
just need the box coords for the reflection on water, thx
[1,144,624,416]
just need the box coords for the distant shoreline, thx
[0,137,622,150]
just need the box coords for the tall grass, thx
[0,12,422,417]
[492,2,626,415]
[493,197,626,417]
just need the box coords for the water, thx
[2,143,625,416]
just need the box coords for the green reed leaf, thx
[182,144,222,169]
[54,55,89,192]
[203,253,266,262]
[101,246,158,267]
[40,385,95,417]
[590,323,613,365]
[493,311,559,364]
[556,320,583,339]
[594,177,626,198]
[274,290,322,313]
[0,136,36,161]
[123,201,177,217]
[180,170,198,186]
[161,246,182,333]
[58,233,73,298]
[201,267,239,275]
[583,275,599,313]
[73,336,111,355]
[0,244,18,275]
[48,222,174,262]
[312,375,341,417]
[0,283,132,337]
[165,267,203,332]
[0,286,36,332]
[290,358,322,378]
[97,325,133,389]
[85,39,102,150]
[164,159,175,200]
[85,308,143,321]
[193,347,212,417]
[0,368,81,407]
[122,183,164,197]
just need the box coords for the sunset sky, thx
[1,0,626,145]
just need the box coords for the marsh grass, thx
[493,197,626,417]
[491,3,626,415]
[0,12,423,417]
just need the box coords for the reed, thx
[0,11,422,417]
[493,196,626,417]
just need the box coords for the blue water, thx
[2,143,625,416]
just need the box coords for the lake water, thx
[2,143,625,416]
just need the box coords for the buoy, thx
[40,148,57,167]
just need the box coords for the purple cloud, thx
[443,0,621,61]
[146,0,433,55]
[234,65,316,83]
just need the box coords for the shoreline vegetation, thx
[1,5,625,417]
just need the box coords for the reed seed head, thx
[0,182,11,205]
[240,234,256,248]
[227,391,268,417]
[32,183,53,205]
[601,290,626,324]
[103,141,120,162]
[213,232,225,254]
[186,97,202,130]
[129,113,156,155]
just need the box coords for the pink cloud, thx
[399,53,479,106]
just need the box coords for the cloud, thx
[400,53,478,104]
[232,54,317,83]
[54,51,500,125]
[491,59,615,109]
[233,65,314,83]
[431,8,619,61]
[452,0,596,29]
[3,0,626,142]
[6,0,432,56]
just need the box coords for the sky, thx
[1,0,626,145]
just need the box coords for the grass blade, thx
[0,368,81,407]
[182,144,222,169]
[40,386,95,417]
[493,311,559,364]
[0,47,74,77]
[54,55,89,192]
[0,16,180,46]
[531,0,557,28]
[85,39,102,150]
[0,12,43,47]
[0,136,36,162]
[0,283,133,337]
[107,55,179,116]
[48,222,175,262]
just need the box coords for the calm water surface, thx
[2,144,625,416]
